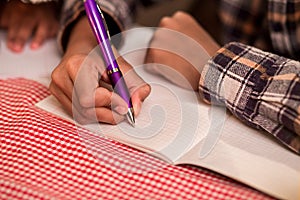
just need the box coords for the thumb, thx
[131,83,151,116]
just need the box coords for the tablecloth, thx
[0,78,275,200]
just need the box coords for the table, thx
[0,30,275,200]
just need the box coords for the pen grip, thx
[108,63,133,108]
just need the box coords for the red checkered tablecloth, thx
[0,78,275,200]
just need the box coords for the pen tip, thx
[127,108,135,127]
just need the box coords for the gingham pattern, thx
[0,78,274,200]
[200,42,300,154]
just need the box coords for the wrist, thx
[65,16,97,56]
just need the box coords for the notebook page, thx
[36,66,223,163]
[177,115,300,200]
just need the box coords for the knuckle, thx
[50,68,61,84]
[144,83,151,95]
[159,16,172,27]
[173,11,188,18]
[67,54,85,66]
[48,82,56,95]
[78,96,92,108]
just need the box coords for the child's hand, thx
[0,0,60,52]
[145,11,220,91]
[49,16,151,125]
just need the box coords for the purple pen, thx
[83,0,135,126]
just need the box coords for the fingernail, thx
[31,42,39,49]
[13,44,23,52]
[114,115,126,124]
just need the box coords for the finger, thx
[154,17,178,29]
[83,106,125,125]
[115,57,151,111]
[49,80,75,117]
[6,31,26,52]
[50,80,120,124]
[6,21,35,52]
[172,11,191,21]
[51,63,75,101]
[158,16,173,28]
[70,56,103,106]
[95,87,128,111]
[63,53,127,117]
[30,22,48,49]
[73,85,127,124]
[75,75,129,116]
[130,83,151,116]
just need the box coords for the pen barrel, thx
[108,64,133,108]
[84,0,133,109]
[84,0,113,65]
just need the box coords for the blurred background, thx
[135,0,221,44]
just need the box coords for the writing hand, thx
[49,17,150,124]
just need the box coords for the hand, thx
[145,11,220,91]
[0,0,60,52]
[49,16,151,125]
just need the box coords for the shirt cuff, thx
[57,0,131,53]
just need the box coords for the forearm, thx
[199,42,300,154]
[58,0,137,53]
[64,16,97,57]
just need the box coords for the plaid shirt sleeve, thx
[57,0,137,52]
[199,42,300,154]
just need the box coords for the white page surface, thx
[0,31,60,85]
[178,116,300,200]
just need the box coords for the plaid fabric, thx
[200,42,300,154]
[268,0,300,59]
[219,0,300,60]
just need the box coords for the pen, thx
[83,0,135,126]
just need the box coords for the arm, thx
[57,0,138,52]
[200,42,300,154]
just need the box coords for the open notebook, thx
[36,66,300,200]
[36,28,299,200]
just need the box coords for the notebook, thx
[36,66,300,200]
[36,28,300,200]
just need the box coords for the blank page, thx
[177,115,300,200]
